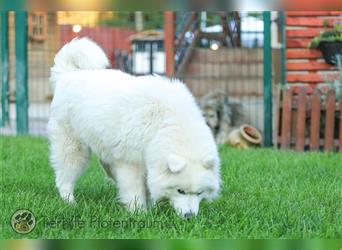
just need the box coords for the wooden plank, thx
[340,99,342,151]
[175,12,197,48]
[289,85,315,95]
[286,49,322,59]
[283,93,341,110]
[310,89,321,150]
[199,32,224,41]
[287,38,313,48]
[286,18,342,27]
[286,29,326,38]
[295,88,307,151]
[287,62,334,71]
[176,29,199,76]
[164,11,175,76]
[287,73,324,83]
[281,88,293,149]
[324,89,336,151]
[287,11,342,16]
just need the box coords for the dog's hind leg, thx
[49,122,90,203]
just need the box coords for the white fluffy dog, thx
[48,38,220,218]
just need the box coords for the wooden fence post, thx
[310,89,321,151]
[164,11,175,77]
[324,89,336,151]
[295,88,306,151]
[281,88,292,149]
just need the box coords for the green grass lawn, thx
[1,136,342,239]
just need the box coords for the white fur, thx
[48,38,221,217]
[50,37,110,87]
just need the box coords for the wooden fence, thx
[282,11,342,152]
[278,88,342,151]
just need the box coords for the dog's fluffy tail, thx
[50,37,109,86]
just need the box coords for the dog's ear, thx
[167,155,186,173]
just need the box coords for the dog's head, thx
[202,106,219,130]
[200,92,232,133]
[147,153,220,218]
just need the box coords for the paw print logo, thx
[11,209,36,234]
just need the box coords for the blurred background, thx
[0,11,281,134]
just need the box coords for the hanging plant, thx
[308,22,342,65]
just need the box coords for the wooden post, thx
[310,89,321,151]
[164,11,175,77]
[281,88,292,149]
[295,88,306,151]
[235,12,241,47]
[324,89,336,151]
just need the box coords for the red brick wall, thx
[286,11,342,88]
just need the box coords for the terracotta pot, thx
[227,124,262,149]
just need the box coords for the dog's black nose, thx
[184,212,194,219]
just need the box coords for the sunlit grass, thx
[1,136,342,239]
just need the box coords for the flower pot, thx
[318,41,342,65]
[227,124,262,149]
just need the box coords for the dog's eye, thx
[197,192,203,196]
[177,189,186,195]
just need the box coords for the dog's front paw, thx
[123,199,147,213]
[63,195,76,204]
[59,191,76,204]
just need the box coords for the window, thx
[28,12,47,41]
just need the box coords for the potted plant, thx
[308,22,342,65]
